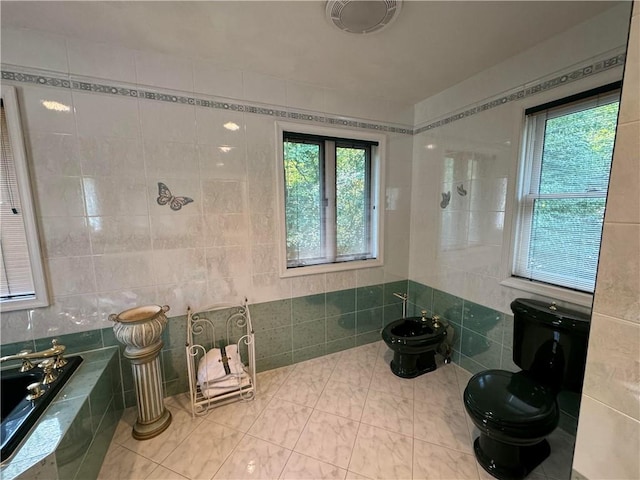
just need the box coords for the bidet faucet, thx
[421,310,428,323]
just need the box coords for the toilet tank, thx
[511,298,590,392]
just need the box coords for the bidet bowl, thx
[381,317,447,378]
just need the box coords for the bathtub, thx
[1,355,83,464]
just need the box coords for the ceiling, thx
[0,1,622,106]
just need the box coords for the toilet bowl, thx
[381,313,447,378]
[463,298,590,480]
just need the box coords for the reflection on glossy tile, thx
[281,452,347,480]
[349,424,412,480]
[315,379,368,421]
[295,410,358,468]
[213,435,290,480]
[97,445,157,480]
[248,399,312,449]
[162,421,243,479]
[95,341,585,480]
[413,439,479,480]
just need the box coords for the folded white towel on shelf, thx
[197,344,246,398]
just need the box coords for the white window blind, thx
[1,99,37,301]
[513,87,620,293]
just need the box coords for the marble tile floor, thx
[97,341,576,480]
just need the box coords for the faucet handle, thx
[26,382,44,401]
[39,359,58,385]
[432,315,442,329]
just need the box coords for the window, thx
[276,123,384,276]
[512,83,620,294]
[1,86,49,311]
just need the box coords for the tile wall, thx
[573,1,640,478]
[409,3,630,315]
[0,26,413,349]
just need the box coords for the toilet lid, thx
[464,369,558,429]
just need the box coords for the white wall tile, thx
[31,293,100,338]
[93,252,155,291]
[144,141,199,178]
[78,136,145,177]
[592,223,640,323]
[83,176,149,217]
[47,256,96,296]
[135,51,194,92]
[242,71,286,106]
[151,248,206,285]
[73,92,140,138]
[193,61,243,99]
[89,216,151,254]
[285,81,326,112]
[574,395,640,480]
[150,215,204,250]
[34,175,85,217]
[19,86,76,134]
[139,101,196,143]
[67,39,136,83]
[1,26,69,72]
[40,216,92,258]
[28,133,80,178]
[582,313,640,420]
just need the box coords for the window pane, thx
[336,146,368,257]
[528,197,606,291]
[284,141,323,265]
[539,102,619,195]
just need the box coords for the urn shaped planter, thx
[110,304,172,440]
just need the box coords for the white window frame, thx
[1,86,49,312]
[275,122,385,278]
[502,85,620,307]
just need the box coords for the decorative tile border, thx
[0,68,414,135]
[414,51,626,134]
[413,53,626,135]
[1,49,626,136]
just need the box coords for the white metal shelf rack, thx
[185,299,256,417]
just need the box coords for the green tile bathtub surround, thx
[383,280,409,306]
[292,318,326,350]
[75,399,119,480]
[462,300,504,343]
[406,301,432,318]
[460,328,502,370]
[383,303,404,326]
[100,326,119,347]
[326,312,356,341]
[356,284,384,310]
[55,398,93,480]
[356,330,382,346]
[326,336,356,354]
[35,329,104,355]
[408,280,433,311]
[433,289,463,323]
[254,325,292,359]
[293,344,326,363]
[326,288,356,316]
[356,307,383,334]
[292,293,326,324]
[256,351,293,373]
[250,299,292,332]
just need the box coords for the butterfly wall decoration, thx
[156,182,194,211]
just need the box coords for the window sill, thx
[280,257,383,279]
[500,277,593,309]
